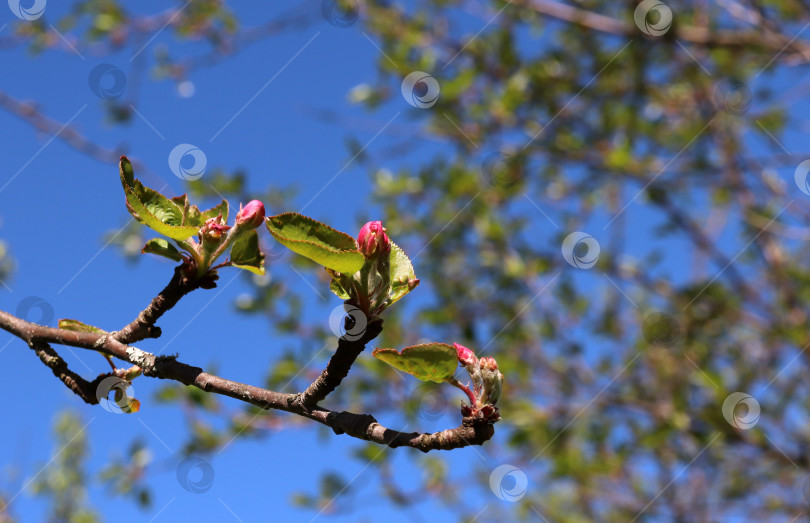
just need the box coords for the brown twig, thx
[296,314,385,409]
[29,340,109,405]
[113,264,215,344]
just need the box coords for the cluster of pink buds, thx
[451,343,504,423]
[329,220,418,316]
[184,200,266,280]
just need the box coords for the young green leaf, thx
[329,278,351,299]
[142,238,183,262]
[230,230,266,275]
[58,319,107,334]
[265,212,364,274]
[387,241,417,306]
[119,157,199,240]
[185,199,229,227]
[372,343,458,383]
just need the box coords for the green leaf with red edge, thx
[142,238,183,262]
[265,212,365,274]
[372,343,458,383]
[58,319,107,334]
[119,157,199,240]
[230,229,265,275]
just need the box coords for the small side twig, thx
[295,315,384,410]
[114,264,215,344]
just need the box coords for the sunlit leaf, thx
[265,212,364,274]
[230,230,265,275]
[141,238,183,261]
[119,157,199,240]
[57,319,106,334]
[372,343,458,383]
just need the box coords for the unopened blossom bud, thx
[479,357,498,371]
[357,221,391,258]
[454,343,477,366]
[235,200,265,229]
[201,215,230,241]
[479,357,504,405]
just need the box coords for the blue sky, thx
[0,2,494,521]
[3,1,809,521]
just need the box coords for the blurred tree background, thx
[2,0,810,521]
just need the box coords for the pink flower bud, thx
[454,343,477,366]
[235,200,266,229]
[357,221,391,258]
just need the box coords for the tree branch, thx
[0,307,494,452]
